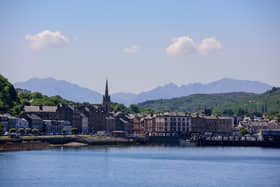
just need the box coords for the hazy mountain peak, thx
[15,77,102,103]
[15,77,272,106]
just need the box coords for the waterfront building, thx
[43,120,70,134]
[23,104,79,131]
[143,115,156,136]
[0,114,9,132]
[191,116,233,135]
[143,113,191,137]
[114,112,131,134]
[0,114,29,132]
[129,114,145,137]
[155,113,191,137]
[239,120,280,134]
[81,113,88,134]
[105,115,116,133]
[71,108,83,132]
[23,113,44,131]
[260,129,280,142]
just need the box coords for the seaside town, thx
[1,80,280,149]
[1,1,280,187]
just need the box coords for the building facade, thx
[191,116,233,135]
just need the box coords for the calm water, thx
[0,146,280,187]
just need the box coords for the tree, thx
[9,128,16,133]
[71,128,79,135]
[18,128,25,135]
[129,104,140,113]
[240,127,249,136]
[222,109,234,116]
[61,128,67,135]
[140,108,154,114]
[32,128,39,135]
[236,108,248,116]
[204,108,212,116]
[31,92,43,99]
[0,123,3,135]
[0,74,19,113]
[111,103,128,113]
[25,128,31,134]
[12,105,23,116]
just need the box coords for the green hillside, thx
[0,74,20,113]
[212,87,280,118]
[138,88,280,119]
[137,92,256,113]
[0,74,77,115]
[0,74,133,115]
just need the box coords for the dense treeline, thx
[0,74,20,114]
[137,92,255,113]
[212,87,280,119]
[137,89,280,119]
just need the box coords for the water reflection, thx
[0,146,280,187]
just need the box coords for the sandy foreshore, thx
[0,135,135,152]
[51,142,88,147]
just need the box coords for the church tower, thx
[102,79,111,113]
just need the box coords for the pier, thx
[191,135,280,147]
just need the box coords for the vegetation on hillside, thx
[212,87,280,119]
[1,74,279,119]
[138,88,280,119]
[0,74,20,114]
[137,92,255,113]
[17,88,76,106]
[0,74,144,115]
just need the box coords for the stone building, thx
[0,114,29,132]
[114,112,131,134]
[80,80,115,133]
[81,113,88,134]
[23,113,44,131]
[144,113,191,137]
[71,108,82,131]
[238,120,280,134]
[143,115,156,136]
[129,114,145,137]
[23,104,79,130]
[191,116,233,135]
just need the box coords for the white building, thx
[145,112,191,137]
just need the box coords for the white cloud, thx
[123,45,139,54]
[198,37,222,55]
[166,36,222,56]
[25,30,69,51]
[166,36,196,56]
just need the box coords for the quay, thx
[191,135,280,147]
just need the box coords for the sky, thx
[0,0,279,93]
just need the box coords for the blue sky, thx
[0,0,279,93]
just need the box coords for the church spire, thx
[105,79,109,97]
[103,79,111,113]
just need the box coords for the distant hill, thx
[212,87,280,117]
[15,78,102,103]
[15,77,272,105]
[137,92,256,113]
[113,78,272,105]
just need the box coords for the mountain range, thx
[14,78,272,105]
[136,87,280,115]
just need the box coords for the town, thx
[1,80,280,148]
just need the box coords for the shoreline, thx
[1,142,280,152]
[0,135,138,152]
